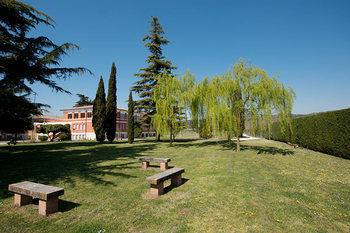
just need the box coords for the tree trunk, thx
[50,132,56,142]
[169,125,173,146]
[236,115,241,152]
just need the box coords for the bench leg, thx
[160,162,168,170]
[150,182,164,196]
[142,161,149,169]
[39,197,58,215]
[14,193,32,206]
[171,174,182,186]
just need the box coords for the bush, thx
[271,108,350,159]
[134,122,142,138]
[38,136,48,142]
[58,133,71,141]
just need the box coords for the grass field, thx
[0,137,349,232]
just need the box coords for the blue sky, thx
[26,0,350,116]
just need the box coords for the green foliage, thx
[36,124,70,142]
[38,136,48,142]
[92,76,106,143]
[134,122,142,138]
[0,90,43,133]
[153,71,186,145]
[0,0,91,133]
[131,16,177,135]
[199,121,213,139]
[106,63,117,143]
[74,94,92,107]
[58,133,71,141]
[128,92,135,144]
[271,108,350,159]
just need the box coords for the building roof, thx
[33,115,63,121]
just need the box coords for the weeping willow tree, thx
[207,59,295,152]
[152,71,188,146]
[185,76,214,138]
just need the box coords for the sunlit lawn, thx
[0,136,349,232]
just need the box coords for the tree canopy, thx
[153,71,187,146]
[106,62,117,142]
[92,76,106,143]
[36,124,70,142]
[0,0,91,133]
[74,94,92,107]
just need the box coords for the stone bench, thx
[146,167,185,196]
[139,157,171,170]
[8,181,64,215]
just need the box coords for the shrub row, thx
[271,108,350,159]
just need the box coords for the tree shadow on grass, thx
[0,142,156,198]
[240,145,294,155]
[173,139,294,155]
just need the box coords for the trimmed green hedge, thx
[271,108,350,159]
[38,136,48,142]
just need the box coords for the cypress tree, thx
[92,76,106,143]
[128,92,135,144]
[131,16,177,141]
[106,62,117,142]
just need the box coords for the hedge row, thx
[271,108,350,159]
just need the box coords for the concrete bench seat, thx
[146,167,185,196]
[8,181,64,215]
[139,157,171,170]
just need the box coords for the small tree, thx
[106,63,117,143]
[134,122,142,138]
[153,71,186,146]
[74,94,92,107]
[203,59,295,152]
[128,92,135,144]
[92,76,106,143]
[37,124,70,142]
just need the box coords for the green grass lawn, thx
[0,137,349,232]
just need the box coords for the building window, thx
[83,124,85,130]
[87,112,92,118]
[68,113,72,119]
[73,124,75,130]
[74,113,79,119]
[81,112,85,118]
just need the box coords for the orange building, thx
[34,105,155,140]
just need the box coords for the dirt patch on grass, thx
[177,208,191,216]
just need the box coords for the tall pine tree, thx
[106,62,117,142]
[128,91,135,144]
[92,76,106,143]
[131,16,176,141]
[0,0,91,133]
